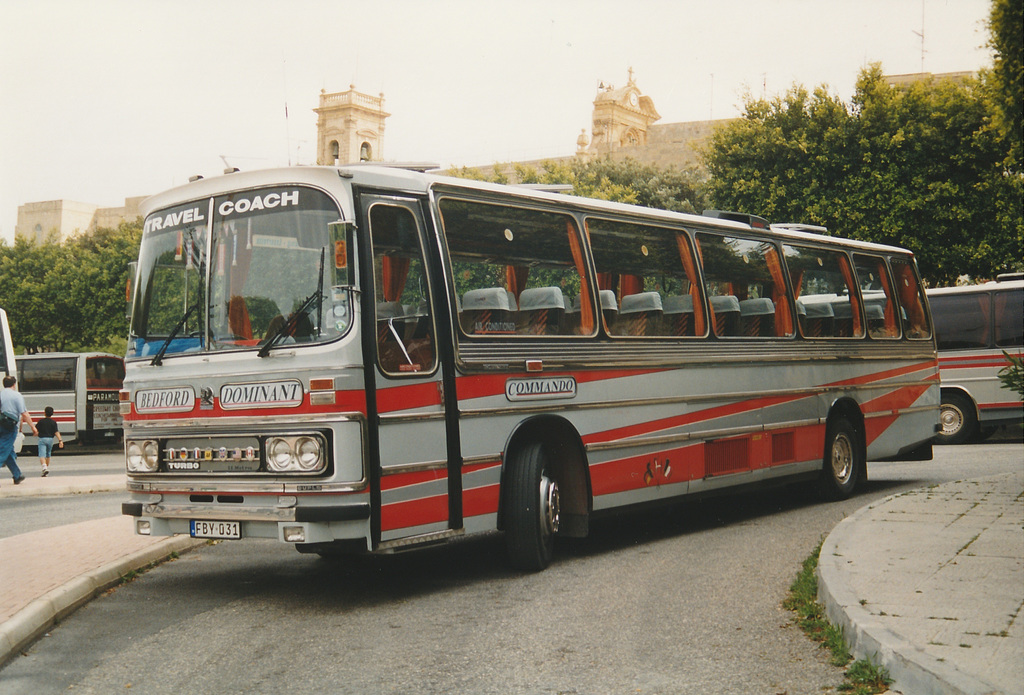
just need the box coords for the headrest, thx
[462,287,511,311]
[709,295,740,313]
[519,286,566,311]
[662,295,695,315]
[620,292,664,314]
[739,297,775,316]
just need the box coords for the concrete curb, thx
[0,475,125,499]
[0,534,205,667]
[817,480,1011,695]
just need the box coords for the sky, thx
[0,0,995,241]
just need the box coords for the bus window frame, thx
[694,230,796,340]
[366,199,440,379]
[584,217,710,340]
[435,194,597,341]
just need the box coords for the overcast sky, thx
[0,0,994,241]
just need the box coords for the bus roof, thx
[927,278,1024,296]
[140,165,917,258]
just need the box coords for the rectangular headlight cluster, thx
[124,433,328,475]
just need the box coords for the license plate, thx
[190,520,241,539]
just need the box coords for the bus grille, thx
[705,438,749,477]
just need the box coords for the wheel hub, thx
[831,434,854,484]
[539,475,560,535]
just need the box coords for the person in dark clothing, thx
[36,406,63,477]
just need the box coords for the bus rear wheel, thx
[504,442,560,572]
[936,392,977,445]
[819,419,862,500]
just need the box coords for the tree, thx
[988,0,1023,171]
[704,64,1021,285]
[0,220,141,354]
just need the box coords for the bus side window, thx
[994,288,1023,347]
[369,204,436,375]
[587,219,707,338]
[696,233,792,338]
[783,245,864,339]
[889,257,931,340]
[438,198,594,338]
[929,293,990,350]
[853,254,900,339]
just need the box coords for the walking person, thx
[1,375,38,484]
[36,406,63,477]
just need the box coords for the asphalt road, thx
[1,437,1020,695]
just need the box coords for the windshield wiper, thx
[150,303,200,366]
[258,248,325,358]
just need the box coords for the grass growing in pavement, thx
[783,542,893,695]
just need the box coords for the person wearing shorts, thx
[36,406,63,477]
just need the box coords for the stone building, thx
[15,196,145,244]
[313,85,390,166]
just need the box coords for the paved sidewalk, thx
[0,475,204,667]
[818,470,1024,695]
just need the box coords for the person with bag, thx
[1,375,38,484]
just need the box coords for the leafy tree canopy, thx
[0,219,141,354]
[704,64,1022,285]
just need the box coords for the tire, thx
[819,418,862,501]
[504,442,560,572]
[936,392,978,445]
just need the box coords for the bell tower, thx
[314,85,391,166]
[588,68,661,155]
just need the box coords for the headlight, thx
[265,435,326,473]
[126,439,160,473]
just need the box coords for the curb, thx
[817,482,1010,695]
[0,534,206,668]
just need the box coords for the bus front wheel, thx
[936,392,977,445]
[820,419,862,500]
[504,442,560,572]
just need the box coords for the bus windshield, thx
[129,186,354,359]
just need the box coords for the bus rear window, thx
[86,356,126,389]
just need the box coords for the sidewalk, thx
[0,474,204,667]
[818,470,1024,695]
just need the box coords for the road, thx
[1,437,1020,695]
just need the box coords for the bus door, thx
[360,194,461,547]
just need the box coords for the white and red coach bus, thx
[16,352,125,445]
[121,165,938,570]
[927,276,1024,444]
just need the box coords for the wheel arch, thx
[825,396,866,465]
[939,386,979,421]
[498,414,591,537]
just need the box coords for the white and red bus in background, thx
[0,309,15,380]
[121,165,938,570]
[927,276,1024,444]
[16,352,125,446]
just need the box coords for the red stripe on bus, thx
[463,483,500,518]
[380,495,448,531]
[377,381,442,413]
[380,467,446,491]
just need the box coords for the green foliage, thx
[0,220,141,354]
[785,543,892,694]
[988,0,1023,170]
[704,64,1022,286]
[998,351,1024,400]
